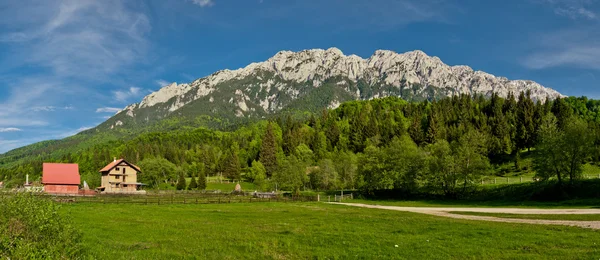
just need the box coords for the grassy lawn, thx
[182,177,258,191]
[449,211,600,221]
[342,199,600,208]
[206,181,257,191]
[62,202,600,259]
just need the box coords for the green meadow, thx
[63,202,600,259]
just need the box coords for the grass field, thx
[450,211,600,221]
[62,202,600,259]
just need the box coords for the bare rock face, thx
[110,48,564,126]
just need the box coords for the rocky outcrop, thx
[116,48,564,125]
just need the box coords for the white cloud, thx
[0,1,152,151]
[30,105,74,112]
[522,28,600,70]
[537,0,598,20]
[113,87,144,103]
[0,128,22,133]
[191,0,214,7]
[155,79,170,87]
[256,0,458,31]
[0,1,151,80]
[96,107,122,113]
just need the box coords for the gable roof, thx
[99,159,141,173]
[42,163,80,185]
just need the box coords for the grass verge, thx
[344,198,600,208]
[449,212,600,221]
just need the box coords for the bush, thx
[0,194,84,259]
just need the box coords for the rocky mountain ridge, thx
[109,48,563,130]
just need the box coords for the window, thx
[116,167,120,171]
[115,175,120,180]
[123,185,128,188]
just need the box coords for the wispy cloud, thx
[255,0,459,31]
[522,28,600,70]
[0,0,151,80]
[31,106,74,112]
[96,107,122,113]
[113,87,145,103]
[537,0,598,20]
[191,0,214,7]
[0,0,152,152]
[155,79,170,87]
[0,128,22,133]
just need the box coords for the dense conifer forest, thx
[1,91,599,198]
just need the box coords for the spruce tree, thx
[176,173,186,190]
[259,122,278,177]
[425,108,439,144]
[224,149,241,181]
[198,170,207,190]
[188,174,198,190]
[516,91,535,150]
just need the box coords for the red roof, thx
[42,163,80,185]
[99,159,141,173]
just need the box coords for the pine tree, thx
[425,108,440,144]
[259,122,278,177]
[176,173,186,190]
[224,149,241,181]
[516,91,535,150]
[188,174,198,190]
[198,170,207,190]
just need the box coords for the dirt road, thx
[330,203,600,230]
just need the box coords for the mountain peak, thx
[105,47,563,130]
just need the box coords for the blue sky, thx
[0,0,599,153]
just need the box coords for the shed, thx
[42,163,80,194]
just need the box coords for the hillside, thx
[98,48,563,132]
[0,48,567,171]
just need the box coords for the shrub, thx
[0,194,84,259]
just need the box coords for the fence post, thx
[328,196,330,202]
[317,194,320,202]
[351,193,353,200]
[507,177,509,183]
[520,177,522,183]
[494,178,496,184]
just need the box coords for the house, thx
[98,158,143,193]
[0,181,4,189]
[42,163,81,195]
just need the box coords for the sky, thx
[0,0,599,153]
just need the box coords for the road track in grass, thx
[331,203,600,230]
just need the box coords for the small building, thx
[98,158,143,193]
[42,163,81,195]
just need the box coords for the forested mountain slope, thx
[0,48,565,167]
[1,94,599,198]
[99,48,563,133]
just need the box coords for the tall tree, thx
[188,174,198,190]
[259,122,278,177]
[176,172,187,190]
[516,91,535,150]
[223,147,241,181]
[198,169,207,190]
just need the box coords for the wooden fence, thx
[0,192,318,205]
[480,174,600,185]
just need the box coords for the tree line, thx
[1,92,599,197]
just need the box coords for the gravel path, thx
[330,203,600,230]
